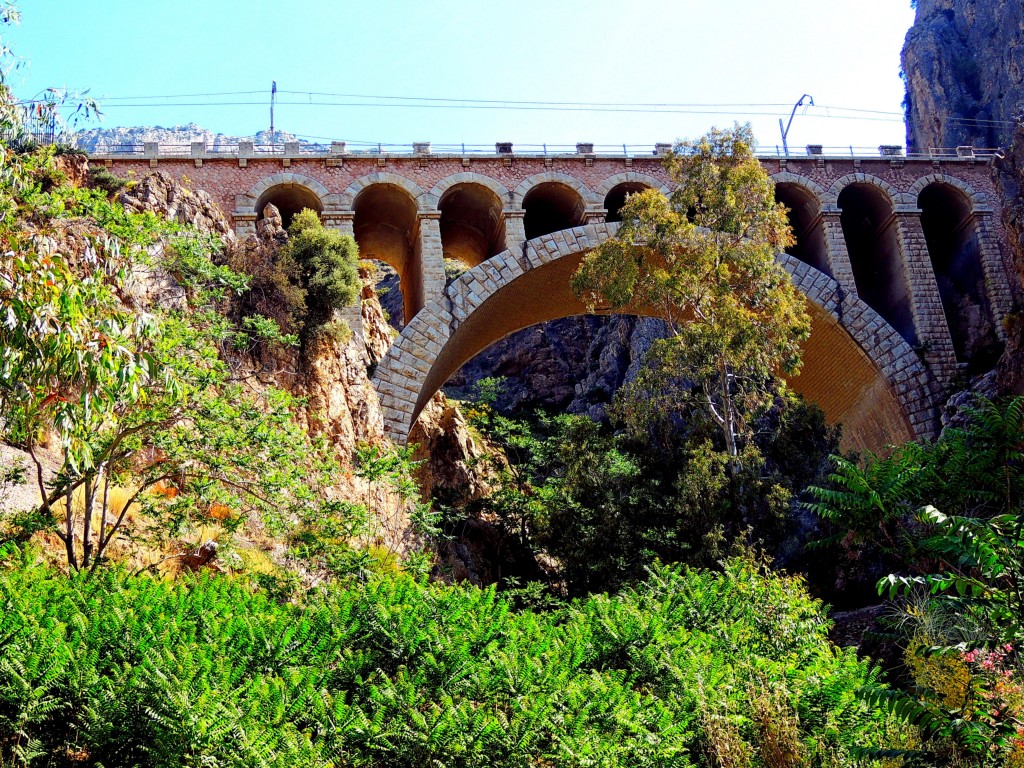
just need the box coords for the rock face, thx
[444,315,668,421]
[994,123,1024,394]
[904,1,1024,407]
[74,124,305,153]
[119,171,234,239]
[902,0,1024,150]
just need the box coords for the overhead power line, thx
[49,87,1024,137]
[39,99,907,122]
[18,87,910,122]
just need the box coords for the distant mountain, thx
[73,123,306,152]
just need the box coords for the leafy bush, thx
[0,555,902,767]
[285,209,360,326]
[466,382,838,595]
[810,397,1024,764]
[88,167,128,195]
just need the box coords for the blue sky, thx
[7,0,916,151]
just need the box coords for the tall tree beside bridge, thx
[571,124,811,465]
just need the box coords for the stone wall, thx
[90,151,1015,453]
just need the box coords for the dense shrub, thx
[810,397,1024,764]
[467,382,838,595]
[286,209,361,325]
[0,555,901,768]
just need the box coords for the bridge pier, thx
[323,211,355,236]
[894,209,958,389]
[821,208,859,296]
[975,212,1014,339]
[503,209,527,254]
[416,212,447,317]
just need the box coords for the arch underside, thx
[373,224,935,454]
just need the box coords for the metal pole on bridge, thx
[269,81,277,139]
[779,93,814,156]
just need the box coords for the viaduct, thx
[90,141,1015,453]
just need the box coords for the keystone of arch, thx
[592,171,672,200]
[827,173,899,202]
[771,171,835,207]
[424,172,511,209]
[372,221,936,446]
[511,172,600,207]
[906,173,988,212]
[245,173,331,206]
[340,172,427,209]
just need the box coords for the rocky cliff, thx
[444,316,668,421]
[902,0,1024,150]
[74,124,305,153]
[903,0,1024,414]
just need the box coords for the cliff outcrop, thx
[902,0,1024,150]
[903,0,1024,411]
[2,170,489,562]
[442,316,668,421]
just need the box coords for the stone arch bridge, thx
[92,143,1015,452]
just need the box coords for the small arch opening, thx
[838,183,917,345]
[523,182,585,240]
[918,183,1001,369]
[603,182,651,223]
[256,184,323,229]
[775,183,830,276]
[361,260,405,331]
[354,184,421,321]
[439,183,506,268]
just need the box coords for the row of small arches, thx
[249,173,663,324]
[247,170,1000,371]
[251,172,664,252]
[775,175,999,369]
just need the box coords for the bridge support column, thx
[821,208,858,297]
[416,212,447,317]
[584,207,607,224]
[895,209,958,388]
[503,209,527,253]
[323,211,355,237]
[975,212,1013,340]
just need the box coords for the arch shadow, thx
[372,222,937,453]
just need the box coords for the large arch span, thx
[372,222,939,454]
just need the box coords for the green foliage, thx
[88,167,129,195]
[571,124,810,466]
[468,388,838,596]
[284,209,361,326]
[0,157,355,572]
[238,314,300,350]
[808,397,1024,564]
[0,556,898,767]
[16,163,170,247]
[166,233,249,300]
[308,318,352,347]
[809,397,1024,764]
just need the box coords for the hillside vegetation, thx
[4,6,1024,764]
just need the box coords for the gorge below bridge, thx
[93,142,1016,453]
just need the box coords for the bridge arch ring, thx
[593,172,671,199]
[511,172,599,208]
[341,173,427,210]
[425,173,511,209]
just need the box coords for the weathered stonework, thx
[90,150,1016,452]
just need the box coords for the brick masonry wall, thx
[91,153,1015,451]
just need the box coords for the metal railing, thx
[81,141,1005,161]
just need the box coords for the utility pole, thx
[270,81,277,139]
[779,94,814,156]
